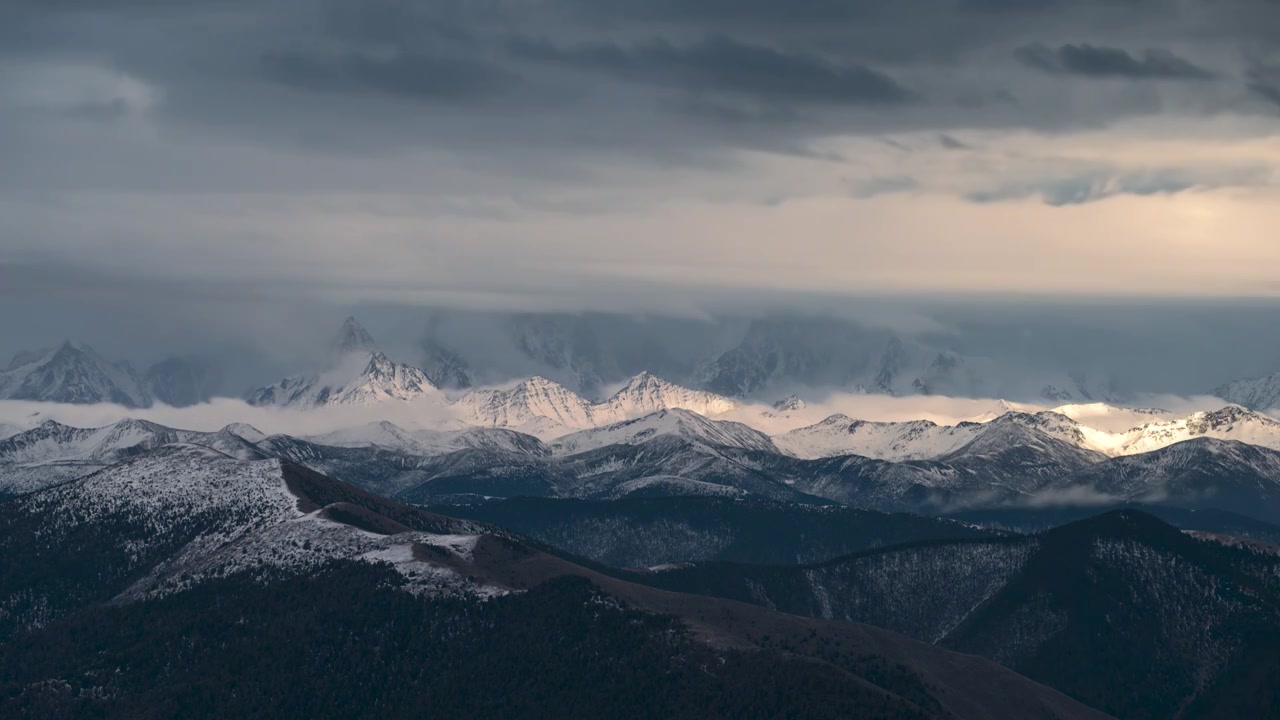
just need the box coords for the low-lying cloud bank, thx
[0,390,1250,441]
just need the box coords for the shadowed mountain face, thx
[0,447,1108,720]
[432,496,1006,568]
[620,510,1280,720]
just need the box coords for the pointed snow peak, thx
[614,371,679,397]
[624,370,660,388]
[48,340,91,362]
[362,351,395,374]
[333,316,377,354]
[521,375,571,392]
[221,422,267,442]
[772,395,806,412]
[603,371,736,418]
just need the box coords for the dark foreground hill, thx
[0,447,1106,720]
[432,496,1006,567]
[625,510,1280,719]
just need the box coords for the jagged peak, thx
[362,351,394,372]
[772,395,806,412]
[519,375,576,392]
[221,422,267,442]
[610,371,692,398]
[621,370,662,388]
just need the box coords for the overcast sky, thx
[4,0,1280,361]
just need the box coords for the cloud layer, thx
[3,0,1280,328]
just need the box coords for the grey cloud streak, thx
[507,34,913,106]
[1014,43,1217,80]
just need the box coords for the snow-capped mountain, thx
[454,372,736,438]
[597,371,737,419]
[774,404,1280,462]
[775,415,980,461]
[247,351,439,408]
[773,411,1093,461]
[0,418,269,495]
[222,422,267,443]
[1215,372,1280,412]
[549,408,777,456]
[244,317,444,407]
[772,395,806,412]
[454,376,596,434]
[0,342,151,407]
[1042,402,1176,431]
[1102,405,1280,456]
[306,420,548,457]
[0,418,177,466]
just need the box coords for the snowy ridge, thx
[454,372,737,438]
[306,420,549,457]
[1214,372,1280,412]
[597,372,737,419]
[1102,405,1280,455]
[774,415,979,461]
[455,376,596,434]
[0,418,272,495]
[11,444,504,603]
[550,408,777,456]
[774,405,1280,461]
[247,351,439,408]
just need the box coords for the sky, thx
[3,0,1280,377]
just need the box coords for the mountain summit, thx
[247,351,438,408]
[0,342,151,408]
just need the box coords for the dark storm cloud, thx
[507,35,912,106]
[260,50,517,101]
[1014,43,1217,80]
[4,0,1274,157]
[1247,61,1280,107]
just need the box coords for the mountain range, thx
[8,400,1280,526]
[10,315,1280,414]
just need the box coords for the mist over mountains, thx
[6,308,1280,411]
